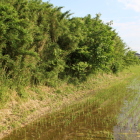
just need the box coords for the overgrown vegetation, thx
[0,0,140,101]
[2,67,140,140]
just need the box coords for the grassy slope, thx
[0,65,140,139]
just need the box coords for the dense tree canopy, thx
[0,0,139,90]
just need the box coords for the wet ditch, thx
[2,77,140,140]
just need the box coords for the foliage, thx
[0,0,139,97]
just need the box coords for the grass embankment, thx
[0,65,140,139]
